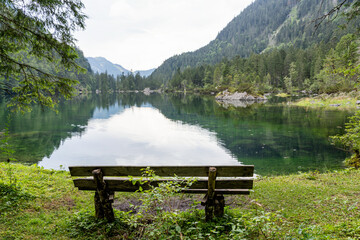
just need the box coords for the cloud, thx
[75,0,253,70]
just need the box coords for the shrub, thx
[331,110,360,168]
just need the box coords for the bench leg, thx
[94,191,104,219]
[92,169,115,222]
[214,194,225,217]
[205,194,225,221]
[205,167,217,221]
[205,198,214,222]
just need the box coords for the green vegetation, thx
[161,34,359,96]
[331,110,360,168]
[292,91,360,110]
[1,163,360,239]
[0,0,87,111]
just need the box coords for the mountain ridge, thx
[87,57,155,77]
[149,0,358,84]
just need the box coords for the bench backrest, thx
[69,165,254,177]
[69,165,254,194]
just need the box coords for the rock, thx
[215,90,267,101]
[329,104,341,107]
[143,88,151,95]
[356,100,360,105]
[217,100,255,108]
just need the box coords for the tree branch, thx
[313,0,348,30]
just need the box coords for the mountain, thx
[87,57,130,76]
[149,0,359,83]
[87,57,155,77]
[134,68,156,77]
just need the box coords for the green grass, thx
[276,93,291,98]
[1,162,360,239]
[294,95,359,110]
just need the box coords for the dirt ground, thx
[113,194,251,213]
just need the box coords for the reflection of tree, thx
[151,94,350,175]
[1,96,97,163]
[0,93,352,175]
[0,93,165,164]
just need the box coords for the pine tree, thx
[0,0,86,111]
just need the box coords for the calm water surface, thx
[0,93,351,175]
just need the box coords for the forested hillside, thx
[166,33,359,94]
[148,0,360,86]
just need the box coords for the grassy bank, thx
[292,92,360,110]
[1,162,360,239]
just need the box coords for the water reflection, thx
[39,106,239,169]
[0,93,352,175]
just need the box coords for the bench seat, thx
[69,165,254,222]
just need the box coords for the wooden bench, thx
[69,165,254,222]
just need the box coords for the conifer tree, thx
[0,0,86,111]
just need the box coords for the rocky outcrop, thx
[143,88,162,95]
[215,90,267,101]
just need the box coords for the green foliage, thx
[331,110,360,168]
[163,32,359,96]
[67,210,128,239]
[0,182,34,213]
[0,115,15,162]
[0,0,87,111]
[314,34,360,94]
[125,168,197,230]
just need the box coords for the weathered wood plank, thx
[69,165,254,177]
[73,178,253,191]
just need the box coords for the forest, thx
[1,0,360,98]
[165,34,359,95]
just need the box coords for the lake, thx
[0,93,352,176]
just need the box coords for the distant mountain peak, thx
[87,57,154,77]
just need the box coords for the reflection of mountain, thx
[149,94,350,175]
[1,93,350,175]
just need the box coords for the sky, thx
[74,0,254,71]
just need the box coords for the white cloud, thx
[39,107,239,169]
[74,0,253,70]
